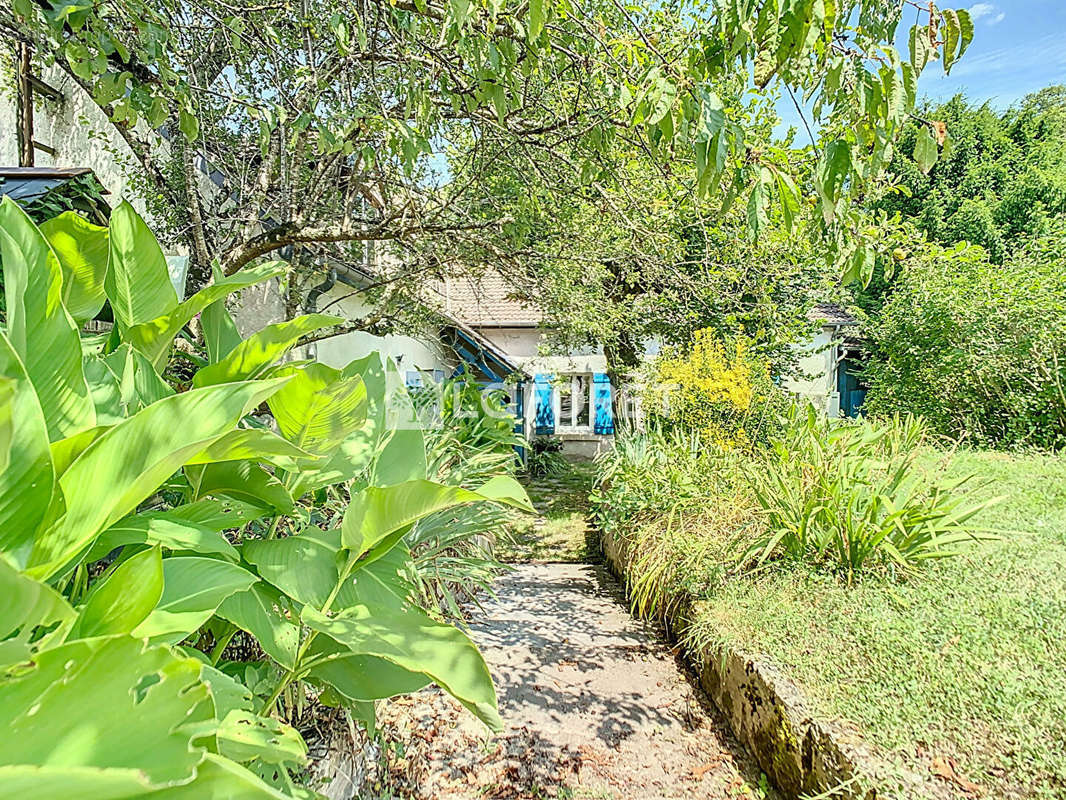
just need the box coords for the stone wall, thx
[599,531,951,800]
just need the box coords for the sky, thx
[775,1,1066,136]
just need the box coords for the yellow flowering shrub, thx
[648,330,779,447]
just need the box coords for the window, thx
[555,374,593,431]
[575,375,590,426]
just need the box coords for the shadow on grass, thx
[499,459,603,564]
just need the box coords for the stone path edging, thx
[601,531,898,800]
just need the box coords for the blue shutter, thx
[593,373,614,434]
[533,374,554,435]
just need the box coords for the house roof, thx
[441,321,527,381]
[442,272,541,327]
[0,166,101,203]
[808,302,857,327]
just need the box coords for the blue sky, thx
[776,1,1066,135]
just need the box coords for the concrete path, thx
[379,564,768,799]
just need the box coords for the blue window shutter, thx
[533,374,554,435]
[592,373,614,434]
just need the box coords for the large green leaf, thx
[39,211,109,326]
[213,710,307,767]
[133,557,257,643]
[50,424,111,478]
[242,528,341,608]
[0,377,11,474]
[216,583,300,670]
[186,461,295,514]
[26,377,289,578]
[85,344,175,424]
[288,353,389,495]
[0,197,95,440]
[0,559,74,666]
[89,511,240,561]
[302,601,501,730]
[186,428,317,471]
[342,476,533,558]
[105,201,179,331]
[0,754,293,800]
[307,640,431,702]
[0,333,54,564]
[267,362,368,456]
[200,663,254,717]
[302,541,499,728]
[125,261,288,369]
[73,546,163,638]
[89,498,264,562]
[193,314,342,388]
[163,497,270,531]
[0,636,209,785]
[152,753,295,799]
[371,359,427,486]
[202,294,243,364]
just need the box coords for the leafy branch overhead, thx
[3,0,974,293]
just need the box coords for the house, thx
[783,303,866,418]
[306,268,618,458]
[440,272,617,457]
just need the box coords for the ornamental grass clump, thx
[743,406,994,577]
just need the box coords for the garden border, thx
[599,531,951,800]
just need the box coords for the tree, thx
[876,86,1066,265]
[861,224,1066,449]
[4,0,973,321]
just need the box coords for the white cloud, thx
[968,3,1005,24]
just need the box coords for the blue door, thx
[837,359,866,418]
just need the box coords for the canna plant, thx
[0,198,531,797]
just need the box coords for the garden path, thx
[376,463,769,799]
[378,563,767,799]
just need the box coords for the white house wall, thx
[782,327,840,416]
[311,285,453,373]
[475,327,607,375]
[1,64,217,231]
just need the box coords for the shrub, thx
[744,407,991,577]
[645,329,786,448]
[525,435,568,477]
[414,376,526,618]
[0,199,532,797]
[591,425,741,535]
[863,232,1066,449]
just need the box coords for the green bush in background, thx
[862,230,1066,450]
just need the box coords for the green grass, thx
[498,459,599,563]
[683,449,1066,799]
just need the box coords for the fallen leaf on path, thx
[930,756,983,796]
[691,758,722,780]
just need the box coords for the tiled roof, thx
[442,272,541,326]
[807,302,857,327]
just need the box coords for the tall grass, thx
[743,407,994,577]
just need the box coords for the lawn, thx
[497,459,600,563]
[682,449,1066,799]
